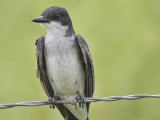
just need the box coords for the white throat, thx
[41,21,68,37]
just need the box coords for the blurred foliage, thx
[0,0,160,120]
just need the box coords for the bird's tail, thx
[56,104,78,120]
[56,104,89,120]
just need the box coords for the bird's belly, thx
[45,48,85,97]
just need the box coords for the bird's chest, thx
[44,36,84,97]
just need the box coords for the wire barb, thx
[0,94,160,109]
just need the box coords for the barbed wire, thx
[0,94,160,109]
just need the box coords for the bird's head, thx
[32,6,75,36]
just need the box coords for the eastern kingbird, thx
[32,6,95,120]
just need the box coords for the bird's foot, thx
[48,97,55,109]
[75,91,85,108]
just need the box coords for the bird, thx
[32,6,95,120]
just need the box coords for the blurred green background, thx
[0,0,160,120]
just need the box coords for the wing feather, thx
[35,36,54,97]
[76,34,95,112]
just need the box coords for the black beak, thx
[32,16,50,23]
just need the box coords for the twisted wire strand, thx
[0,94,160,109]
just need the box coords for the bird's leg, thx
[48,97,57,109]
[75,91,85,108]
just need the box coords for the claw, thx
[75,92,86,108]
[48,97,55,109]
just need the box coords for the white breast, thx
[44,34,85,97]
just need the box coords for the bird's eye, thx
[55,14,60,19]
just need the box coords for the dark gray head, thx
[32,6,75,36]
